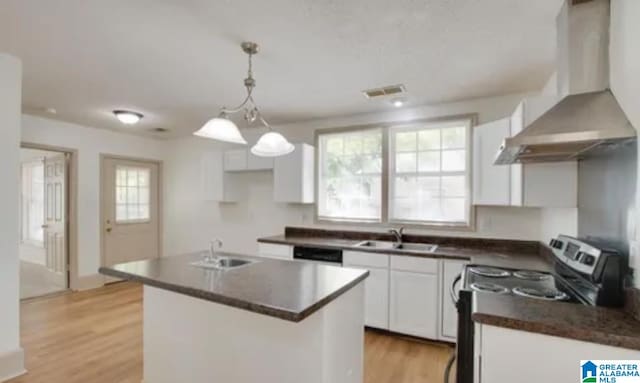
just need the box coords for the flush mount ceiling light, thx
[193,41,294,156]
[113,110,143,125]
[391,98,406,108]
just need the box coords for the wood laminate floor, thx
[10,282,454,383]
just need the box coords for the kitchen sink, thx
[354,240,397,250]
[354,240,438,253]
[394,243,438,253]
[190,257,256,270]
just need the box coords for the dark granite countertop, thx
[472,293,640,351]
[258,234,550,271]
[99,252,368,322]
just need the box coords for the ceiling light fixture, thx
[392,98,405,108]
[193,41,294,157]
[113,110,143,125]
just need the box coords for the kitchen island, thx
[99,252,369,383]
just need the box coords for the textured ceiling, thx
[0,0,562,137]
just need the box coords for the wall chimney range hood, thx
[495,0,636,165]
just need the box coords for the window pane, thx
[442,126,466,149]
[115,166,151,223]
[418,129,440,150]
[395,132,417,152]
[396,152,416,173]
[441,176,466,197]
[442,150,466,171]
[318,129,383,221]
[441,198,466,221]
[418,151,440,172]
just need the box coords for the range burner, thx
[470,282,509,294]
[512,287,569,301]
[513,270,552,281]
[468,266,510,278]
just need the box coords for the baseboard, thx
[0,348,26,382]
[74,273,105,291]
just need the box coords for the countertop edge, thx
[258,237,471,260]
[98,266,369,323]
[472,312,640,351]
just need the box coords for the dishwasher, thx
[292,246,343,266]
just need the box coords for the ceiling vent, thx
[362,84,406,99]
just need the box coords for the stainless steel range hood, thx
[495,0,636,165]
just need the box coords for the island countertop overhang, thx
[99,252,369,322]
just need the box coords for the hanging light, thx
[251,132,295,157]
[193,41,294,156]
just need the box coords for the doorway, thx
[19,147,70,299]
[101,156,161,277]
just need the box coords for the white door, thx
[102,158,160,272]
[43,154,67,286]
[389,270,439,339]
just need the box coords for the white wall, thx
[610,0,640,287]
[21,115,167,277]
[164,93,545,257]
[0,54,25,380]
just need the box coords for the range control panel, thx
[549,235,603,277]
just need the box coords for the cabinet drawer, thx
[390,256,439,274]
[257,243,292,259]
[343,251,389,268]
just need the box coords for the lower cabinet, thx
[389,261,439,339]
[343,251,390,329]
[440,259,468,341]
[256,243,293,260]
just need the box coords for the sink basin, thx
[190,257,256,270]
[394,243,438,253]
[354,240,438,253]
[354,240,397,250]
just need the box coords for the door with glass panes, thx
[102,157,160,275]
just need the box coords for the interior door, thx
[43,154,67,286]
[102,157,160,273]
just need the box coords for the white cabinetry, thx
[478,324,640,383]
[202,151,240,202]
[257,243,293,260]
[389,256,439,339]
[343,251,389,329]
[472,114,577,208]
[273,143,314,204]
[440,260,467,341]
[224,149,273,172]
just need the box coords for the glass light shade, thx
[251,132,295,157]
[113,110,143,125]
[193,117,247,144]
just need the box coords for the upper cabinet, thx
[204,144,315,204]
[223,149,274,172]
[274,143,315,204]
[473,117,577,208]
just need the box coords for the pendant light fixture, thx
[193,41,294,157]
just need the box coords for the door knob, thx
[106,227,112,233]
[42,224,49,229]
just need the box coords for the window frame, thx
[114,165,152,225]
[314,114,477,230]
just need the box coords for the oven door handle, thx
[450,273,462,306]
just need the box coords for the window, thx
[317,117,472,226]
[115,166,151,223]
[21,160,45,245]
[318,129,383,222]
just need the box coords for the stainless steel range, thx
[446,235,628,383]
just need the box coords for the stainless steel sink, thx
[394,243,438,253]
[354,240,438,253]
[190,257,256,270]
[354,240,397,250]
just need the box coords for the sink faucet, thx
[205,239,223,265]
[389,227,405,246]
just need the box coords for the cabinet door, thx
[246,152,274,170]
[389,270,439,339]
[440,260,467,341]
[472,118,511,206]
[363,267,389,329]
[257,243,293,260]
[273,143,314,203]
[223,149,247,172]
